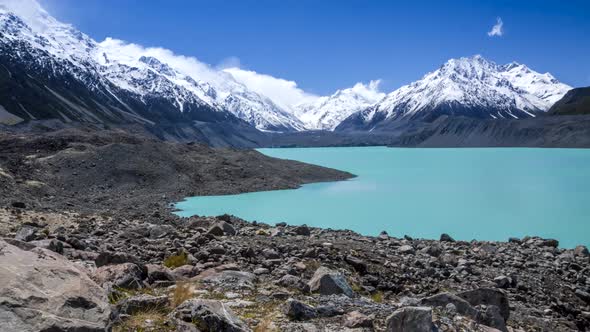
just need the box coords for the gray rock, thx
[458,288,510,321]
[146,264,176,284]
[493,276,511,289]
[575,289,590,304]
[169,299,250,332]
[343,310,373,328]
[172,265,200,279]
[116,294,169,315]
[262,248,280,259]
[14,225,37,242]
[149,224,176,239]
[479,305,508,332]
[283,298,317,321]
[208,221,236,237]
[253,268,269,275]
[540,238,559,248]
[92,263,145,289]
[0,239,110,332]
[399,245,415,255]
[420,292,478,318]
[308,267,354,297]
[293,225,311,236]
[345,255,368,274]
[425,244,442,257]
[574,245,589,257]
[30,239,64,254]
[385,306,434,332]
[201,270,256,290]
[440,233,455,242]
[277,274,310,293]
[95,251,141,267]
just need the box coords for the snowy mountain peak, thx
[294,81,385,130]
[337,55,572,130]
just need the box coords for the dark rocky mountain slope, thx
[549,87,590,116]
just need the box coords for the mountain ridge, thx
[336,55,572,131]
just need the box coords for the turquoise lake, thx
[175,147,590,248]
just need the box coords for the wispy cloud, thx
[487,17,504,37]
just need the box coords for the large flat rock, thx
[0,239,110,332]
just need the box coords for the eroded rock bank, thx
[1,207,589,331]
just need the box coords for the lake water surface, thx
[175,147,590,248]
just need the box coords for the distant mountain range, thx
[0,0,583,146]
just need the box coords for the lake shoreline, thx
[1,130,589,331]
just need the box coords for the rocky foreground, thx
[1,129,589,331]
[1,206,589,332]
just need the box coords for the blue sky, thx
[41,0,590,95]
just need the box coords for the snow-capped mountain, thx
[336,55,572,131]
[0,0,574,136]
[294,81,385,130]
[0,0,304,131]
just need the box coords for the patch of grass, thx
[163,251,188,269]
[370,291,384,303]
[170,281,194,308]
[113,309,173,332]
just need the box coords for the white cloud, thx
[0,0,53,32]
[99,38,321,111]
[223,67,319,111]
[487,17,504,37]
[347,80,385,101]
[4,0,381,113]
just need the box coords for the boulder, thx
[345,255,368,274]
[95,251,142,267]
[479,305,508,332]
[149,224,176,239]
[0,239,110,332]
[169,299,250,332]
[172,265,200,280]
[14,225,37,242]
[420,292,478,318]
[399,245,415,255]
[277,274,310,293]
[574,245,589,257]
[293,225,311,236]
[493,276,511,289]
[458,288,510,321]
[540,238,559,248]
[29,239,64,254]
[308,267,354,297]
[385,306,434,332]
[262,248,280,259]
[343,311,373,328]
[440,233,455,242]
[146,264,176,284]
[207,221,236,236]
[283,299,317,321]
[92,263,146,289]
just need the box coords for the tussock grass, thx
[371,290,384,303]
[170,281,194,307]
[163,251,188,269]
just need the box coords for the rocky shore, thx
[1,206,589,331]
[1,129,589,331]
